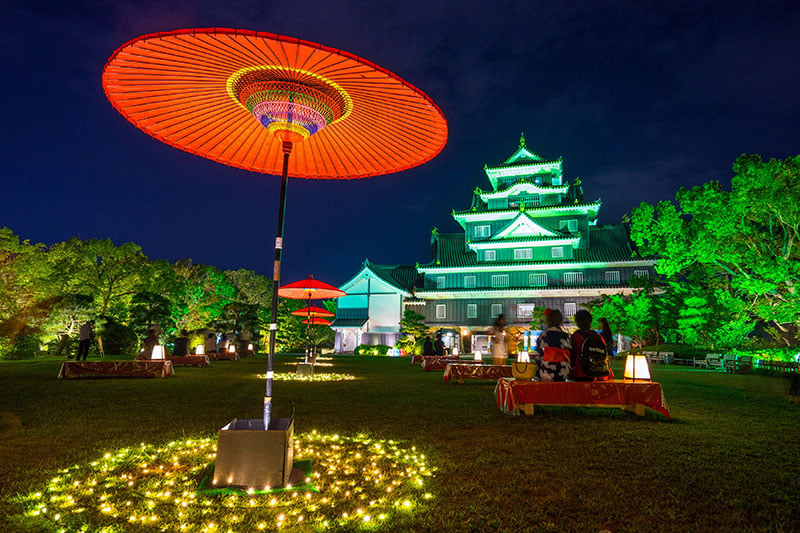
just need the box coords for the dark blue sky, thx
[3,1,799,286]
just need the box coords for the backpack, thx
[581,331,609,377]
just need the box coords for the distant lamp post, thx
[624,354,651,382]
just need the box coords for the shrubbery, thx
[100,318,138,355]
[1,335,39,360]
[354,344,390,356]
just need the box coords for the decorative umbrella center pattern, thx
[228,66,352,143]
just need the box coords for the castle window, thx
[559,219,578,233]
[564,272,583,285]
[551,247,564,258]
[517,303,534,318]
[485,250,496,261]
[436,304,446,319]
[467,304,477,319]
[436,276,446,289]
[491,274,509,288]
[529,273,548,287]
[491,304,503,318]
[474,225,491,238]
[464,275,476,288]
[564,302,577,318]
[514,248,532,260]
[634,269,650,279]
[605,271,620,284]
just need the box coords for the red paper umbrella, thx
[102,28,448,178]
[301,317,332,326]
[102,27,446,436]
[291,306,335,318]
[279,276,345,300]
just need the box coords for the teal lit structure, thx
[333,136,656,353]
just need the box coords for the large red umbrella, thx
[291,306,335,318]
[103,28,447,431]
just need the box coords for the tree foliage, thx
[630,153,800,346]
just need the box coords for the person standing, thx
[599,318,615,358]
[204,332,217,354]
[172,329,190,357]
[75,320,95,361]
[433,333,446,356]
[534,309,571,381]
[491,314,507,365]
[140,328,158,360]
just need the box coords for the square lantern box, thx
[213,417,294,489]
[297,362,314,378]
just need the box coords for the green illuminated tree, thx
[631,153,800,345]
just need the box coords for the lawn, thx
[1,355,799,531]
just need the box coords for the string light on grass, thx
[13,433,434,531]
[257,372,357,381]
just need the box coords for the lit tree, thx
[631,154,800,345]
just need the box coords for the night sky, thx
[3,1,799,287]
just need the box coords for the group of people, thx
[422,334,446,356]
[534,308,614,382]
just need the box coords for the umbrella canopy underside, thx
[103,28,448,179]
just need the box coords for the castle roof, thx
[421,225,638,270]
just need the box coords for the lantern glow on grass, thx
[14,432,434,531]
[103,27,446,489]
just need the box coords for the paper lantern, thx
[624,354,651,382]
[473,350,482,361]
[152,345,165,360]
[518,351,530,363]
[228,345,237,354]
[196,345,205,355]
[452,347,459,356]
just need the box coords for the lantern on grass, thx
[152,345,165,360]
[624,354,651,382]
[103,28,446,489]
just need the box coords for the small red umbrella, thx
[278,275,346,300]
[301,317,333,325]
[291,306,335,318]
[280,276,344,362]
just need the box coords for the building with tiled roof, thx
[333,136,655,353]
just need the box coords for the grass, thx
[1,354,799,531]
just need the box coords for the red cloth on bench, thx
[58,360,174,379]
[495,378,670,418]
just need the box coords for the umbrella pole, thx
[265,140,292,429]
[305,296,311,364]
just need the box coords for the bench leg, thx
[622,404,645,416]
[520,403,534,416]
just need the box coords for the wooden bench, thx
[723,355,753,373]
[495,379,670,418]
[705,354,722,370]
[58,360,174,379]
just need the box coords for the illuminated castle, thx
[332,136,656,353]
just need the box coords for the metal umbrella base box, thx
[213,417,294,489]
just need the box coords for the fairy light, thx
[256,372,357,381]
[13,433,436,531]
